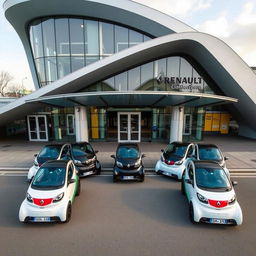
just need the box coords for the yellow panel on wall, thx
[212,113,221,131]
[220,113,230,134]
[204,113,213,131]
[91,107,99,139]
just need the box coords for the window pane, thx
[115,72,128,91]
[101,23,114,54]
[42,19,56,56]
[128,67,140,91]
[71,56,84,72]
[140,63,154,90]
[35,58,46,83]
[143,35,152,42]
[115,25,128,52]
[86,56,99,66]
[180,58,193,92]
[30,20,44,58]
[58,57,71,78]
[69,18,85,56]
[85,20,99,55]
[129,30,143,47]
[55,18,70,56]
[154,58,167,91]
[45,57,57,82]
[103,77,115,90]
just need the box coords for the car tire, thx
[96,162,101,175]
[64,203,72,223]
[156,170,161,175]
[139,175,144,182]
[76,179,81,197]
[189,202,195,224]
[113,175,117,183]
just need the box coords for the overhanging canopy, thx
[26,91,238,108]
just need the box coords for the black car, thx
[70,142,101,177]
[111,143,145,182]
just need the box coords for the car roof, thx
[41,160,70,167]
[193,160,222,169]
[170,141,190,146]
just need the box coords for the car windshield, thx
[31,167,66,190]
[38,146,61,159]
[117,146,139,159]
[195,167,231,191]
[198,146,222,161]
[165,144,187,158]
[72,143,94,157]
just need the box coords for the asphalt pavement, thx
[0,175,255,256]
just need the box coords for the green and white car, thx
[19,160,80,223]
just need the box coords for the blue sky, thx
[0,0,256,90]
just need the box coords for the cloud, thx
[134,0,212,17]
[237,1,256,25]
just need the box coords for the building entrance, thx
[27,115,48,141]
[118,112,141,143]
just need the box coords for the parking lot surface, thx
[0,175,255,256]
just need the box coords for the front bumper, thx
[19,199,68,223]
[113,166,144,181]
[75,163,97,177]
[155,160,184,180]
[192,199,243,225]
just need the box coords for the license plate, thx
[163,172,171,176]
[122,176,134,180]
[32,217,51,222]
[209,218,227,224]
[83,171,94,176]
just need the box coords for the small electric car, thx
[111,143,145,182]
[195,143,229,176]
[155,142,195,180]
[19,160,80,223]
[181,160,242,225]
[27,144,71,182]
[71,142,101,177]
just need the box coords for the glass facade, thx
[29,17,153,87]
[85,56,215,94]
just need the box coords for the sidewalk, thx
[0,135,255,170]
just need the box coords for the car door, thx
[66,162,76,203]
[184,162,195,201]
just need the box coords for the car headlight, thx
[74,160,82,164]
[53,192,64,203]
[26,193,33,203]
[34,159,39,167]
[134,160,141,168]
[228,195,236,205]
[197,193,208,204]
[116,161,123,168]
[175,160,183,165]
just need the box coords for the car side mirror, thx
[111,155,116,159]
[161,149,164,152]
[34,154,38,157]
[69,179,76,185]
[232,181,238,186]
[224,156,229,161]
[142,154,146,158]
[94,150,99,154]
[185,179,194,186]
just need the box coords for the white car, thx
[27,144,71,182]
[182,160,243,225]
[19,160,80,223]
[155,142,195,180]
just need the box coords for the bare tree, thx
[6,82,26,97]
[0,71,13,97]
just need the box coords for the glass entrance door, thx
[118,112,141,142]
[27,115,48,141]
[183,114,192,135]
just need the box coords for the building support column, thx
[170,106,184,143]
[75,106,89,142]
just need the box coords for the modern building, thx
[1,0,256,142]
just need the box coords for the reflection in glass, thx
[30,21,44,58]
[35,58,46,84]
[140,62,154,90]
[58,57,71,78]
[101,23,114,54]
[45,57,57,82]
[115,72,128,91]
[85,20,99,55]
[42,19,56,56]
[86,56,99,66]
[129,30,143,47]
[115,25,129,52]
[128,67,140,90]
[55,19,70,56]
[71,56,84,72]
[70,19,85,55]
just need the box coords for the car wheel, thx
[64,203,72,223]
[156,170,161,175]
[76,179,81,196]
[189,203,195,224]
[181,178,185,196]
[139,175,144,182]
[113,175,117,183]
[96,162,101,175]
